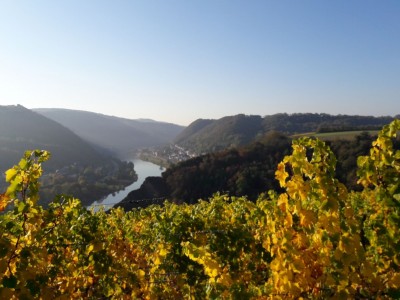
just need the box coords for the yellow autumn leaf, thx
[138,269,146,280]
[0,193,10,212]
[182,241,222,279]
[292,232,308,249]
[298,185,310,201]
[9,237,18,246]
[275,162,288,187]
[217,272,232,286]
[271,233,278,244]
[5,168,17,182]
[299,209,316,228]
[153,255,161,266]
[87,277,94,285]
[203,258,221,278]
[277,194,288,211]
[86,244,94,255]
[158,244,168,257]
[285,213,293,227]
[388,273,400,288]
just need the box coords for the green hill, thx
[173,118,214,144]
[174,114,264,154]
[175,113,395,154]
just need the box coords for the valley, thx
[1,105,398,209]
[1,105,400,299]
[89,158,164,211]
[2,3,398,297]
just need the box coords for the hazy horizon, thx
[1,1,399,125]
[2,104,397,127]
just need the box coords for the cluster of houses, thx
[140,144,197,166]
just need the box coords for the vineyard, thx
[1,120,400,299]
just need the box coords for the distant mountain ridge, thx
[34,108,185,158]
[174,113,396,154]
[0,105,104,171]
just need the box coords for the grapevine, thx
[0,121,399,298]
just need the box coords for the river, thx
[89,159,164,211]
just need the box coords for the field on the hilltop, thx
[291,130,379,140]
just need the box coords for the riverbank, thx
[88,159,164,211]
[115,176,169,211]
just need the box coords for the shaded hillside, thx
[175,113,395,154]
[262,113,394,133]
[0,105,104,171]
[118,131,292,210]
[0,105,136,206]
[175,114,264,153]
[35,108,185,157]
[165,131,291,203]
[173,118,214,144]
[118,129,397,211]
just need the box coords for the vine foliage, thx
[0,120,399,299]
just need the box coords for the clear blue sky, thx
[0,1,399,125]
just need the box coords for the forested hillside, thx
[119,130,387,211]
[35,108,184,157]
[175,113,395,154]
[164,131,289,202]
[1,120,399,298]
[118,132,291,210]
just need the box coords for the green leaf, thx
[6,176,22,196]
[26,279,40,296]
[105,285,115,297]
[5,221,14,230]
[20,248,30,259]
[18,158,27,169]
[0,242,8,258]
[2,275,17,288]
[17,201,27,213]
